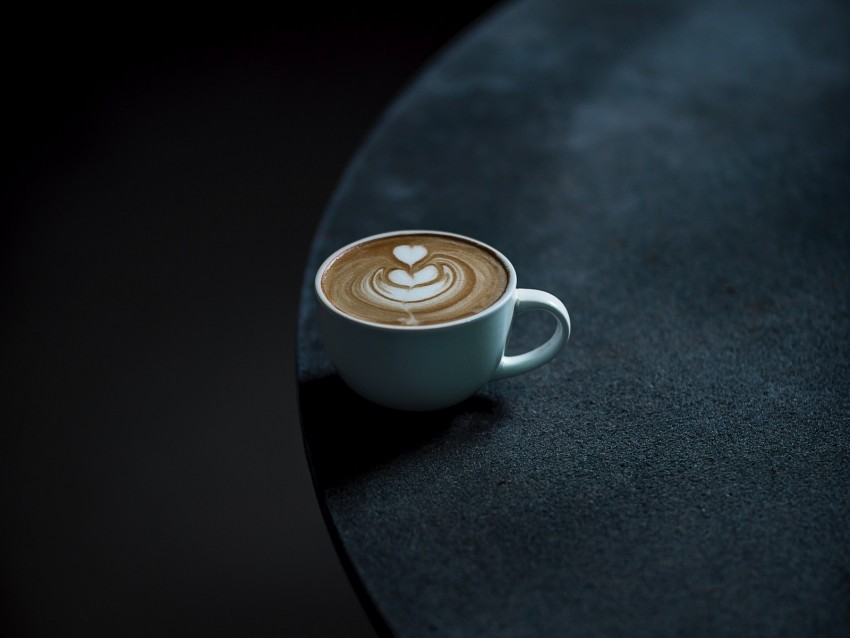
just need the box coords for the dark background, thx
[1,4,499,636]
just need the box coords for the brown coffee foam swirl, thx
[322,235,509,326]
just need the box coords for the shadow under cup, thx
[314,230,570,411]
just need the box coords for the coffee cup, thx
[314,230,571,410]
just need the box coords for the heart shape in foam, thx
[393,244,427,267]
[388,265,438,287]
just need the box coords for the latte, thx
[320,233,510,326]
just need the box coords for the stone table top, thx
[297,0,850,635]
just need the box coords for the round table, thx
[297,0,850,635]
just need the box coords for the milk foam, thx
[321,235,509,326]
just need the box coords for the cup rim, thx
[314,229,518,331]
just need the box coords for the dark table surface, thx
[297,0,850,636]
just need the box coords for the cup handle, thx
[491,289,571,381]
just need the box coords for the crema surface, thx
[321,234,509,326]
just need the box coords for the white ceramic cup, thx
[314,230,571,411]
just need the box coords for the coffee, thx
[320,233,510,326]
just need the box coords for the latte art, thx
[321,234,510,326]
